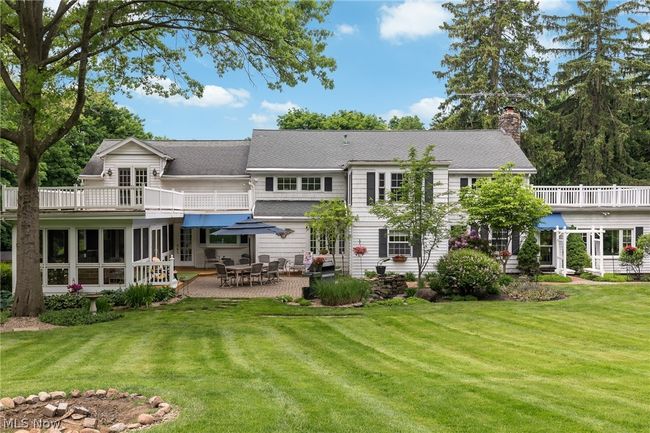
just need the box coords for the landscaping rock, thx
[39,391,51,402]
[148,395,163,407]
[71,413,86,420]
[137,413,155,425]
[372,275,408,299]
[13,396,26,405]
[106,388,118,398]
[83,390,95,398]
[95,389,107,398]
[14,430,31,433]
[82,417,98,428]
[126,423,140,429]
[51,391,66,399]
[108,422,127,432]
[74,406,91,416]
[154,409,166,418]
[0,397,15,408]
[80,429,100,433]
[158,403,171,413]
[58,408,74,420]
[26,394,39,403]
[415,288,438,302]
[71,389,81,398]
[55,402,68,415]
[43,403,58,417]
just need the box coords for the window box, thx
[392,255,408,263]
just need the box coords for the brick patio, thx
[182,275,307,298]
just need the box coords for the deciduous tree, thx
[305,200,358,272]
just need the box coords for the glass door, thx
[539,230,553,266]
[134,168,148,205]
[118,168,131,206]
[180,228,193,265]
[151,227,162,259]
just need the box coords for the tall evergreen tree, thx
[545,0,642,184]
[432,0,547,130]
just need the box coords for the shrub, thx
[95,296,113,313]
[502,280,565,301]
[619,245,644,280]
[153,286,176,302]
[580,272,630,282]
[426,272,444,292]
[0,291,12,311]
[0,310,10,324]
[404,272,416,282]
[45,293,89,311]
[124,284,156,308]
[517,231,540,276]
[405,287,417,298]
[0,262,11,291]
[39,308,122,326]
[314,277,370,306]
[101,289,127,307]
[448,229,492,255]
[535,274,572,283]
[364,270,377,279]
[567,233,591,274]
[437,249,502,298]
[275,295,294,303]
[498,274,514,287]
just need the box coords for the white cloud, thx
[384,96,445,124]
[379,1,449,42]
[336,23,359,36]
[260,100,299,114]
[537,0,570,12]
[135,78,250,108]
[249,113,272,126]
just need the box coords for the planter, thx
[302,286,316,300]
[392,256,408,263]
[375,265,387,276]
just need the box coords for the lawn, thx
[2,284,650,433]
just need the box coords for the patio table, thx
[226,264,268,287]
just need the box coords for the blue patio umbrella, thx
[212,219,286,261]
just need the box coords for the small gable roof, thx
[96,137,172,160]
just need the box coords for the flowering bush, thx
[312,255,326,266]
[392,255,407,262]
[353,244,368,256]
[448,229,492,255]
[67,282,83,294]
[619,245,644,280]
[437,249,502,298]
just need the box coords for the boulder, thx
[13,396,26,405]
[25,395,39,404]
[415,288,438,302]
[158,403,171,414]
[74,406,91,416]
[108,423,127,432]
[0,397,15,409]
[95,389,107,398]
[126,423,140,429]
[148,396,163,408]
[50,391,66,399]
[83,390,95,398]
[70,389,81,398]
[38,391,51,402]
[154,409,166,418]
[106,388,118,398]
[137,414,155,425]
[43,403,58,417]
[82,418,98,429]
[55,402,68,416]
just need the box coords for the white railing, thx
[1,185,251,212]
[533,185,650,208]
[132,257,175,286]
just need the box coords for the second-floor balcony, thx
[533,185,650,208]
[1,186,252,213]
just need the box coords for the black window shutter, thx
[636,226,644,241]
[480,226,489,241]
[512,231,520,255]
[412,236,422,257]
[324,177,333,192]
[347,173,352,204]
[367,172,376,205]
[460,177,469,188]
[199,228,206,244]
[378,229,388,258]
[168,224,174,250]
[425,172,434,203]
[265,177,274,191]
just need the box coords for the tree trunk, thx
[12,150,44,317]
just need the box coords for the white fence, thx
[533,185,650,208]
[132,258,176,286]
[1,185,251,212]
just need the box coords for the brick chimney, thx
[498,106,521,145]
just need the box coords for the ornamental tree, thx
[370,145,454,286]
[517,231,541,276]
[1,0,335,316]
[305,199,357,272]
[459,163,551,272]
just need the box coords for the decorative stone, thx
[82,417,98,428]
[80,429,100,433]
[158,403,171,413]
[56,402,69,415]
[154,409,166,418]
[13,396,26,405]
[26,394,39,403]
[106,388,118,398]
[126,423,140,429]
[83,390,95,398]
[39,391,51,402]
[95,389,107,398]
[74,406,91,416]
[71,389,81,398]
[108,423,127,432]
[148,395,163,407]
[58,408,75,420]
[71,414,86,420]
[415,288,438,302]
[119,392,130,398]
[43,403,58,417]
[51,391,66,399]
[0,397,15,408]
[137,413,155,425]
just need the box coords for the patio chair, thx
[265,261,280,284]
[215,263,234,287]
[258,254,270,263]
[239,257,251,265]
[248,262,264,286]
[277,257,287,276]
[222,257,234,266]
[204,248,219,268]
[289,254,304,274]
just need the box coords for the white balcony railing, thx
[533,185,650,208]
[1,185,251,212]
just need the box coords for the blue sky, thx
[112,0,588,140]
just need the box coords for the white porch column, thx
[124,226,134,286]
[68,226,77,286]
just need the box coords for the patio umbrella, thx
[212,219,286,262]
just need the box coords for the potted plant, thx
[376,258,390,276]
[392,255,407,263]
[353,243,367,274]
[67,282,83,294]
[311,255,326,272]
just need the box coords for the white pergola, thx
[554,226,605,277]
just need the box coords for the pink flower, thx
[67,282,83,294]
[353,245,368,256]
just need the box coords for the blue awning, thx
[182,213,251,228]
[537,213,567,230]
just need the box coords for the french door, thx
[118,167,148,206]
[151,227,163,259]
[118,168,131,205]
[539,230,554,266]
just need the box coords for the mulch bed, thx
[0,317,59,333]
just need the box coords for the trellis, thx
[554,227,605,277]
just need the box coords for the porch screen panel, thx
[104,229,125,263]
[47,230,68,263]
[78,229,99,263]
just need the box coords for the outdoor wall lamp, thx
[106,168,112,177]
[152,168,158,177]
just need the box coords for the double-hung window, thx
[277,177,297,191]
[490,229,509,252]
[388,232,411,256]
[301,177,321,191]
[390,173,404,201]
[378,173,386,201]
[604,229,634,255]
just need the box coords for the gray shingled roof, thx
[81,139,250,176]
[254,200,319,217]
[247,129,535,171]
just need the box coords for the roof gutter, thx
[448,168,537,174]
[162,175,250,179]
[345,160,452,169]
[247,168,343,172]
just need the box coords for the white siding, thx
[255,220,310,263]
[102,142,165,189]
[160,178,249,193]
[252,173,346,201]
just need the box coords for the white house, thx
[3,110,649,292]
